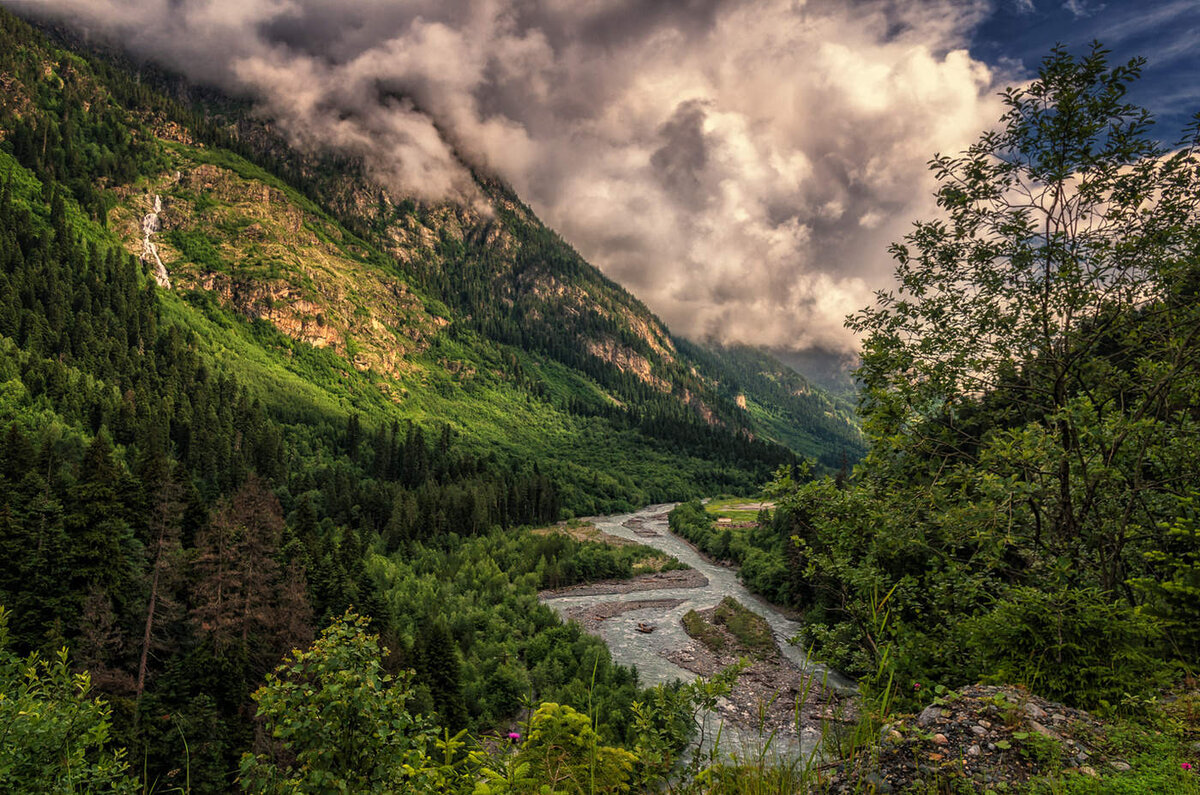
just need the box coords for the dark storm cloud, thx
[7,0,1002,353]
[651,100,714,210]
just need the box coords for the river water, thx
[540,503,854,761]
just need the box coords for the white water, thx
[141,194,170,289]
[541,503,854,762]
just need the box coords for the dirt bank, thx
[539,568,709,598]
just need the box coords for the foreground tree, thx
[774,44,1200,708]
[0,607,139,793]
[238,612,431,793]
[850,43,1200,587]
[191,474,313,665]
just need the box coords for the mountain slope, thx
[0,9,859,512]
[674,340,865,468]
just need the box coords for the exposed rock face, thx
[586,338,672,393]
[110,159,445,378]
[0,72,33,125]
[677,387,723,427]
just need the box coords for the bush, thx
[238,612,429,793]
[964,586,1168,710]
[515,702,636,794]
[0,607,138,794]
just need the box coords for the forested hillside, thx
[675,340,865,469]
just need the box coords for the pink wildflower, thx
[507,732,521,742]
[1183,762,1194,772]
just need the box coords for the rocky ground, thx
[671,602,848,740]
[621,513,673,537]
[622,515,663,537]
[557,598,687,635]
[824,684,1131,793]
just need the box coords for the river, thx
[540,503,854,762]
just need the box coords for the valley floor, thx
[539,504,851,762]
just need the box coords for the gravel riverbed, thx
[539,503,854,761]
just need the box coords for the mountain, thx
[675,340,864,469]
[0,9,861,516]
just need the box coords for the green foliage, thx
[682,599,774,659]
[965,585,1168,708]
[513,702,637,794]
[0,607,139,794]
[631,663,746,788]
[754,44,1200,724]
[238,612,429,793]
[367,531,644,741]
[1028,717,1200,794]
[669,497,807,607]
[1131,496,1200,663]
[628,682,698,786]
[712,598,775,655]
[165,227,227,272]
[682,610,726,653]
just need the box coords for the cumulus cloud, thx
[9,0,1004,354]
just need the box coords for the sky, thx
[9,0,1200,367]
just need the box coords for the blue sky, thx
[973,0,1200,140]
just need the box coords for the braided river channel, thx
[539,503,855,763]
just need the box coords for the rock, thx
[825,684,1120,795]
[917,705,943,727]
[1029,720,1058,739]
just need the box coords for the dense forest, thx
[2,4,1200,792]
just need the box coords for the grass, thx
[705,496,772,524]
[681,598,775,660]
[682,610,726,653]
[713,598,776,655]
